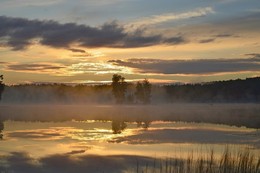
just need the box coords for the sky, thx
[0,0,260,84]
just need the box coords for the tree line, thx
[0,74,152,104]
[164,77,260,103]
[0,74,259,103]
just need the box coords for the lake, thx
[0,104,260,172]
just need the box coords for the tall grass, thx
[135,147,260,173]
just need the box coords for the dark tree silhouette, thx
[164,77,260,103]
[1,77,259,104]
[112,74,127,104]
[0,75,4,101]
[135,79,151,104]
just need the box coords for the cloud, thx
[67,62,132,75]
[168,12,260,45]
[111,128,260,145]
[68,48,93,58]
[0,0,63,8]
[71,54,92,58]
[198,33,237,44]
[66,150,86,155]
[1,152,40,173]
[7,129,65,140]
[68,48,86,53]
[199,38,215,43]
[108,57,260,74]
[6,63,66,73]
[0,16,186,50]
[0,152,157,173]
[2,61,133,76]
[0,61,8,64]
[213,33,235,38]
[130,7,215,27]
[245,53,260,58]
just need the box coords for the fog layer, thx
[0,104,259,128]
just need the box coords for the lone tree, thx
[0,75,4,101]
[135,79,151,104]
[112,74,127,104]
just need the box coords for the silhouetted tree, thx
[112,74,127,104]
[164,77,260,103]
[135,79,151,104]
[0,75,4,101]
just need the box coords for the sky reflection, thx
[0,121,259,158]
[0,120,260,172]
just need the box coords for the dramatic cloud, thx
[0,16,186,50]
[108,57,260,74]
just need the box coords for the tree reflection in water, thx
[111,120,127,134]
[0,119,4,140]
[136,120,151,129]
[111,120,152,134]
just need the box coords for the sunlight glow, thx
[67,62,133,75]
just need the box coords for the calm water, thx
[0,104,259,172]
[0,121,260,173]
[1,120,259,156]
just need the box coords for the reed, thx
[134,147,260,173]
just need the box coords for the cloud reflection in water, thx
[0,120,260,173]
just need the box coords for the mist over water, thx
[0,0,260,170]
[2,77,260,104]
[0,104,259,128]
[0,80,260,173]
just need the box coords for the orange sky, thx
[0,0,260,84]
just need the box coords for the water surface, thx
[1,120,259,158]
